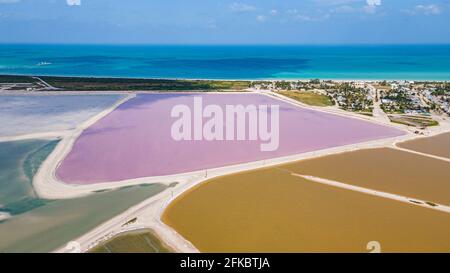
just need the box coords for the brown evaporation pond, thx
[284,148,450,206]
[397,132,450,159]
[162,167,450,252]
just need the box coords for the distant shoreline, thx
[1,74,449,84]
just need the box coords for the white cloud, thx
[229,2,256,13]
[67,0,81,6]
[284,8,330,22]
[256,15,266,22]
[413,4,441,15]
[366,0,381,7]
[364,0,381,14]
[329,1,382,15]
[270,9,278,15]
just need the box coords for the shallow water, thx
[284,148,450,206]
[0,140,168,252]
[0,139,57,213]
[163,167,450,253]
[0,184,168,253]
[397,132,450,159]
[0,95,123,137]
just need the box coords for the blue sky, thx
[0,0,449,44]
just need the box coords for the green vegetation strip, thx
[278,91,334,107]
[40,76,250,91]
[0,75,36,83]
[389,115,439,127]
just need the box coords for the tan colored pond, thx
[284,148,450,206]
[163,166,450,253]
[397,132,450,159]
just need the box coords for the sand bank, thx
[284,148,450,206]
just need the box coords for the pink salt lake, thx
[57,93,404,184]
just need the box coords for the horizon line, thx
[2,42,450,47]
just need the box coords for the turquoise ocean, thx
[1,44,450,80]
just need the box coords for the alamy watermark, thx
[170,97,280,152]
[367,241,381,253]
[65,241,81,253]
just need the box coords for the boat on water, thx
[37,61,52,66]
